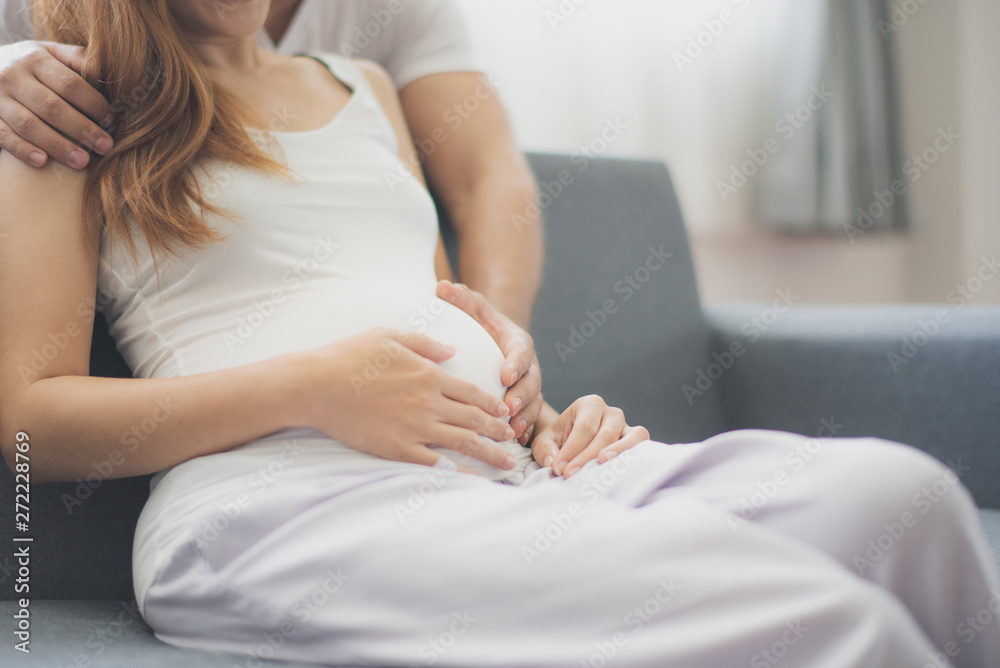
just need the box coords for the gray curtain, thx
[755,0,907,234]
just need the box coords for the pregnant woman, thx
[1,1,997,666]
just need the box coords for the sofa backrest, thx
[0,154,727,601]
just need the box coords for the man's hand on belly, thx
[436,280,543,445]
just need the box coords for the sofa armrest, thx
[705,305,1000,508]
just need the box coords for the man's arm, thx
[399,72,542,330]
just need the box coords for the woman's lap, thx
[140,430,999,667]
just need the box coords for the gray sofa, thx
[2,153,998,667]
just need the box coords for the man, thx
[0,0,548,451]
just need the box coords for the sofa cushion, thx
[0,600,327,667]
[0,309,149,601]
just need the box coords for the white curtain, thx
[754,0,906,233]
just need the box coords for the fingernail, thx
[543,455,554,468]
[94,136,113,154]
[28,152,46,167]
[496,402,509,417]
[443,344,456,354]
[503,426,515,440]
[553,462,565,476]
[602,449,619,461]
[566,466,581,478]
[101,113,115,128]
[510,370,519,385]
[504,455,516,470]
[511,397,522,413]
[69,150,88,169]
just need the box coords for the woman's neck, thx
[182,34,266,76]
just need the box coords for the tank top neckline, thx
[249,52,361,139]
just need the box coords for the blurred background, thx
[455,0,1000,305]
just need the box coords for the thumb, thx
[530,430,560,470]
[40,42,88,74]
[388,330,456,363]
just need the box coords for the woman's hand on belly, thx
[288,327,520,472]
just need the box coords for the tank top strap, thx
[295,51,399,154]
[298,51,366,92]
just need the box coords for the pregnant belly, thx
[165,285,532,480]
[407,298,532,480]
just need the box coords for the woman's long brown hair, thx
[33,0,293,264]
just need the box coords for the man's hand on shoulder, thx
[0,40,114,169]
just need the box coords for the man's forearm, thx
[448,159,542,329]
[399,73,543,330]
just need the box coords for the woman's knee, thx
[844,438,970,507]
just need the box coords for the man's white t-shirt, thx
[0,0,481,88]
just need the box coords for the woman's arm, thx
[529,397,651,478]
[0,153,515,482]
[0,154,308,482]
